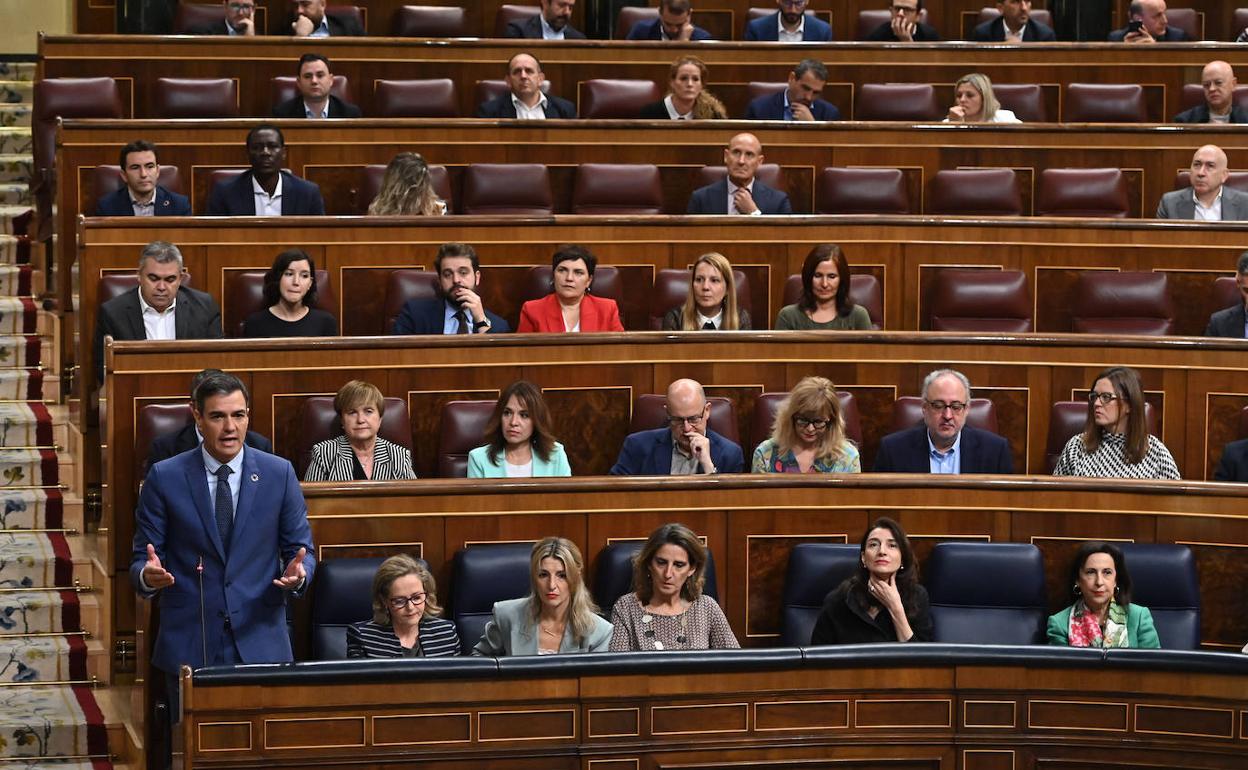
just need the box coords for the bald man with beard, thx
[1157,145,1248,220]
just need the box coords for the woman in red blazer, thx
[518,245,624,333]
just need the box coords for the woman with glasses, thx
[1053,366,1179,479]
[468,381,571,478]
[473,537,612,656]
[662,252,751,331]
[347,554,460,657]
[1047,542,1159,649]
[775,244,872,331]
[752,376,860,474]
[609,523,739,651]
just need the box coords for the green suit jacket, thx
[1047,602,1160,648]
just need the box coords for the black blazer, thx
[810,582,933,645]
[873,424,1014,474]
[94,186,190,217]
[185,21,232,35]
[319,12,365,36]
[687,178,792,215]
[504,14,585,39]
[94,286,223,379]
[1173,104,1248,124]
[390,298,511,335]
[206,170,325,216]
[271,94,361,118]
[1108,25,1186,41]
[971,16,1056,41]
[145,424,272,478]
[1214,438,1248,482]
[346,618,461,657]
[475,92,577,119]
[1205,303,1247,337]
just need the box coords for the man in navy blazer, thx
[505,0,586,39]
[744,0,833,41]
[144,369,274,479]
[971,0,1056,41]
[206,125,325,216]
[132,371,314,712]
[874,369,1015,474]
[94,140,190,217]
[1214,438,1248,481]
[391,242,511,334]
[610,379,745,475]
[476,53,577,119]
[627,0,713,40]
[688,133,792,214]
[1205,251,1248,338]
[744,59,841,121]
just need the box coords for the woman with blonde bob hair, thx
[752,376,860,474]
[944,73,1021,124]
[609,523,739,651]
[347,554,461,657]
[662,252,752,331]
[367,151,447,216]
[474,537,612,655]
[639,55,728,120]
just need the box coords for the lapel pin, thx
[161,199,170,207]
[251,473,259,482]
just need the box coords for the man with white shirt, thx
[687,133,792,215]
[1173,61,1248,124]
[505,0,586,39]
[744,0,833,41]
[93,241,222,379]
[206,125,325,216]
[475,53,577,119]
[271,54,362,118]
[1156,145,1248,220]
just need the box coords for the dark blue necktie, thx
[214,464,234,550]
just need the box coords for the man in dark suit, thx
[206,125,325,216]
[1174,61,1248,123]
[864,0,941,40]
[610,379,744,475]
[505,0,586,39]
[744,0,833,41]
[627,0,713,40]
[94,140,191,217]
[145,369,274,478]
[874,369,1015,474]
[1205,251,1248,338]
[391,242,510,335]
[271,53,361,118]
[744,59,841,121]
[185,0,256,35]
[132,371,315,728]
[94,241,223,380]
[475,53,577,119]
[972,0,1057,41]
[1108,0,1187,42]
[1214,438,1248,481]
[292,0,364,36]
[688,133,792,215]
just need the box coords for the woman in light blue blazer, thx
[473,537,612,656]
[467,380,572,478]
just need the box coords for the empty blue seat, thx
[925,542,1047,644]
[310,556,386,660]
[593,540,718,619]
[780,543,860,647]
[450,542,533,654]
[1118,543,1200,650]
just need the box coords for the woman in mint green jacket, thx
[467,380,571,478]
[1047,542,1159,649]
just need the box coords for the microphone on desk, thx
[197,555,207,669]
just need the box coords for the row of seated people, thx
[321,522,1205,660]
[94,132,1247,220]
[170,0,1237,44]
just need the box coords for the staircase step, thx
[0,491,71,531]
[0,153,32,184]
[0,402,55,447]
[0,686,111,760]
[0,127,31,156]
[0,448,60,487]
[0,532,76,589]
[0,185,31,206]
[0,589,92,636]
[0,634,103,684]
[0,105,31,130]
[0,64,35,83]
[0,370,47,401]
[0,336,45,368]
[0,81,34,105]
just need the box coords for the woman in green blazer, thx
[467,380,572,478]
[1047,542,1160,649]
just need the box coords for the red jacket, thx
[517,293,624,333]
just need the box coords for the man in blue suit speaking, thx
[132,371,315,704]
[610,378,745,475]
[687,133,792,215]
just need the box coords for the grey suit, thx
[1156,185,1248,219]
[471,597,612,656]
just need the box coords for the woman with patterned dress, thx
[752,376,860,474]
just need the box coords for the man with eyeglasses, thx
[187,0,256,35]
[874,369,1013,474]
[745,0,833,42]
[864,0,941,41]
[610,378,744,475]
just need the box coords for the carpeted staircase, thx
[0,58,123,769]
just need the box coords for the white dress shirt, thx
[778,15,804,42]
[138,291,177,340]
[511,92,550,120]
[1194,188,1223,221]
[251,173,283,216]
[727,179,762,216]
[662,94,693,120]
[539,15,565,39]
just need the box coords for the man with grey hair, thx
[609,378,744,475]
[744,59,841,121]
[94,240,223,379]
[874,368,1014,473]
[1205,251,1248,338]
[1108,0,1187,42]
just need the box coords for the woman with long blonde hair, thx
[663,252,751,331]
[367,151,447,215]
[752,376,860,474]
[639,55,727,120]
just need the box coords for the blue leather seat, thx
[780,543,859,647]
[1118,544,1200,650]
[310,557,387,660]
[450,542,534,654]
[925,542,1047,644]
[593,541,718,619]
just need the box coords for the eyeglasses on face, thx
[1088,392,1121,405]
[923,400,968,414]
[228,2,255,10]
[666,413,705,427]
[793,416,830,430]
[388,592,427,609]
[891,3,919,12]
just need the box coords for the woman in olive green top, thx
[774,244,872,330]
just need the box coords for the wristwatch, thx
[473,318,491,331]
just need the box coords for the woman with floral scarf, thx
[1047,542,1159,649]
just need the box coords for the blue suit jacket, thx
[390,298,511,335]
[206,170,325,216]
[1214,438,1248,482]
[609,427,744,475]
[130,446,315,674]
[744,90,841,121]
[873,424,1014,474]
[687,178,792,215]
[94,185,191,216]
[744,11,832,41]
[626,17,713,40]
